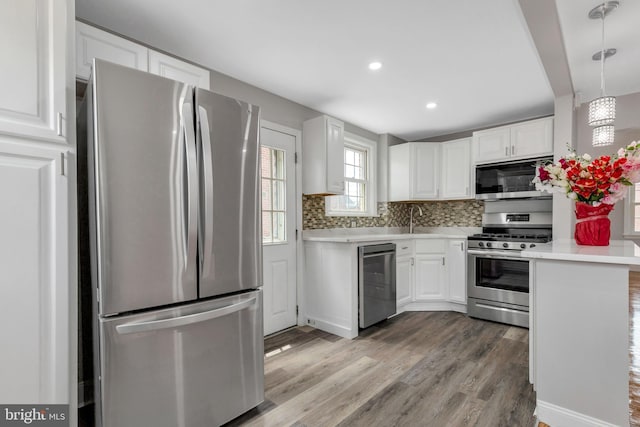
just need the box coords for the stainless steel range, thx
[467,201,552,328]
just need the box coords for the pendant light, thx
[588,1,618,147]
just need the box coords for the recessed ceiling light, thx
[426,102,438,109]
[368,62,382,71]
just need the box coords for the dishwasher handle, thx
[358,243,396,256]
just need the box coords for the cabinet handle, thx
[511,145,515,156]
[411,258,414,266]
[56,112,63,137]
[60,152,65,176]
[442,257,445,266]
[401,246,409,250]
[505,147,509,156]
[460,242,464,252]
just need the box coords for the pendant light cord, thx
[600,8,606,97]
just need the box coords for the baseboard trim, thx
[400,301,467,314]
[305,316,357,339]
[536,400,622,427]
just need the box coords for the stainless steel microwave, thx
[475,157,553,200]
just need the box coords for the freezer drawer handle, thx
[115,296,257,334]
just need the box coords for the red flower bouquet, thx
[532,142,640,245]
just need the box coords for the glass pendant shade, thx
[588,96,616,126]
[592,125,615,146]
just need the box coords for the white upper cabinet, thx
[389,142,439,201]
[510,118,554,159]
[389,139,473,201]
[473,117,553,164]
[148,50,210,90]
[0,0,68,144]
[75,22,210,89]
[441,138,473,199]
[302,115,345,195]
[76,21,148,80]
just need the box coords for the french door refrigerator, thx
[79,59,264,427]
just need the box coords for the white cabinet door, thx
[302,115,344,195]
[148,50,210,89]
[76,21,148,80]
[447,239,467,304]
[412,143,439,199]
[441,138,472,199]
[0,140,70,403]
[388,144,411,201]
[473,127,510,164]
[325,117,345,194]
[414,254,445,301]
[0,0,68,144]
[396,256,413,307]
[511,117,553,159]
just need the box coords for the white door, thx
[261,123,298,335]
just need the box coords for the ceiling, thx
[75,1,638,141]
[556,0,640,103]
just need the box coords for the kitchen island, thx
[522,239,640,427]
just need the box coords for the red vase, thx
[574,201,614,246]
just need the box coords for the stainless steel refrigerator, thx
[78,59,264,427]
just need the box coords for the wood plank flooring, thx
[225,312,536,427]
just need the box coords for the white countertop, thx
[302,227,480,243]
[521,239,640,265]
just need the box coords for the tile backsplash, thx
[302,195,484,229]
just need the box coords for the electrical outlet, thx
[350,220,357,228]
[307,319,316,326]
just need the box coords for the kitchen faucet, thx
[409,205,423,234]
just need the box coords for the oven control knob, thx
[502,243,508,248]
[530,244,536,248]
[478,242,484,247]
[486,242,492,248]
[520,243,526,249]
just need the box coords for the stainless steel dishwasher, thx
[358,243,396,328]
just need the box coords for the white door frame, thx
[260,120,304,327]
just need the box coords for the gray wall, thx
[208,68,379,141]
[575,91,640,240]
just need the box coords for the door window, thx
[261,146,286,244]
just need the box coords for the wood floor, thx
[225,311,536,427]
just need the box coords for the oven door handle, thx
[467,249,524,260]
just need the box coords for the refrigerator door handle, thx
[115,295,258,334]
[197,106,214,278]
[181,101,198,274]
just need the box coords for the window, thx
[625,183,640,236]
[261,146,286,244]
[325,133,377,216]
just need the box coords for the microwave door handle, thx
[181,101,198,276]
[115,295,258,334]
[198,105,214,279]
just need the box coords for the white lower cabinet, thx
[395,238,467,313]
[447,239,467,304]
[396,256,413,307]
[414,255,446,301]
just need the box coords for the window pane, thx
[272,212,286,243]
[353,151,362,167]
[273,149,285,180]
[345,164,355,179]
[262,212,272,244]
[261,147,272,179]
[273,180,286,211]
[345,149,354,165]
[261,178,272,211]
[353,165,363,180]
